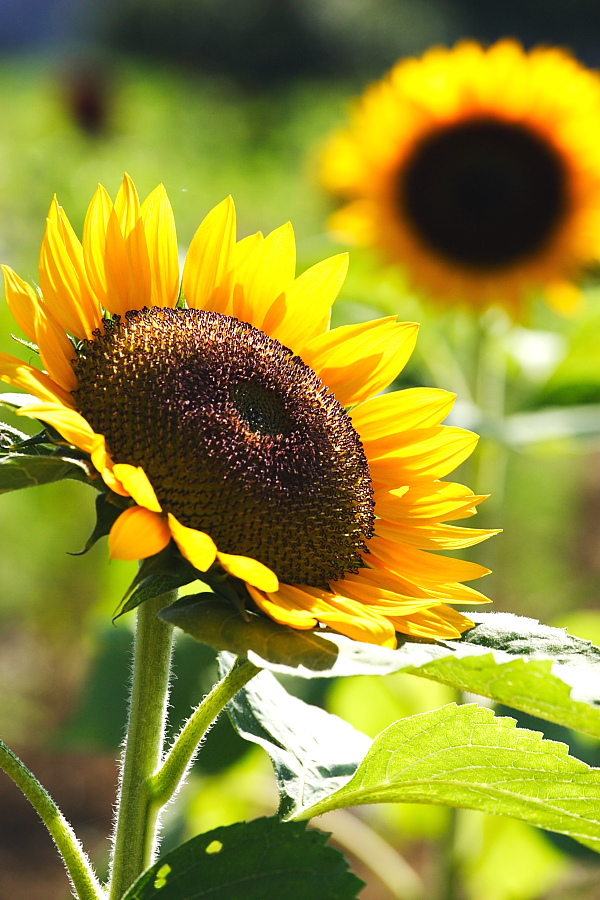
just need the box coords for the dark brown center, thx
[74,307,375,585]
[399,117,568,269]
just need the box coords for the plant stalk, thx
[108,592,176,900]
[0,739,104,900]
[150,656,261,807]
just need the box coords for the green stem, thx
[108,592,176,900]
[0,738,104,900]
[150,656,261,807]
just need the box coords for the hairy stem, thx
[150,656,261,807]
[108,592,175,900]
[0,739,104,900]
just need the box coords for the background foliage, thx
[3,2,600,898]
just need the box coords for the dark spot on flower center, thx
[399,117,568,269]
[73,307,374,585]
[229,380,293,437]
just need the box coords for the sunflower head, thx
[1,176,497,648]
[321,40,600,314]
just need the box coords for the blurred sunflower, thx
[0,176,495,647]
[321,40,600,314]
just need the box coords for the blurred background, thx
[2,1,600,898]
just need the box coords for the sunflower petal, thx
[109,507,171,560]
[373,481,487,523]
[168,513,217,572]
[83,183,112,306]
[262,253,349,350]
[183,196,236,312]
[112,464,162,512]
[217,552,279,592]
[0,353,75,408]
[17,402,96,452]
[232,222,296,326]
[2,266,39,341]
[390,604,474,640]
[104,176,151,315]
[141,184,180,308]
[33,306,78,393]
[368,426,479,485]
[351,388,457,439]
[304,319,419,407]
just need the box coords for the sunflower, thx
[321,40,600,314]
[0,176,495,647]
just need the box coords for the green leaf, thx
[122,817,364,900]
[0,452,93,493]
[219,654,371,817]
[294,703,600,855]
[164,603,600,740]
[159,595,344,667]
[0,422,31,449]
[118,546,200,617]
[0,391,40,409]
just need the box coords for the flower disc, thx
[400,117,568,269]
[74,307,375,585]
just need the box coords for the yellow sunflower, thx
[321,40,600,314]
[0,176,495,647]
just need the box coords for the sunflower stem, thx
[149,656,261,808]
[0,738,105,900]
[108,592,176,900]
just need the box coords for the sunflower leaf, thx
[0,422,31,449]
[218,653,371,818]
[0,452,93,493]
[166,603,600,739]
[72,492,126,557]
[121,817,363,900]
[0,392,40,409]
[159,595,347,668]
[292,703,600,855]
[117,546,201,617]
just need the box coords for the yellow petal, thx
[368,534,491,585]
[373,481,486,524]
[374,519,499,550]
[183,196,236,312]
[304,319,418,407]
[39,217,96,340]
[17,402,96,452]
[262,253,349,350]
[232,222,296,326]
[109,506,171,560]
[104,176,151,315]
[368,426,479,485]
[217,551,279,592]
[112,464,162,512]
[33,306,78,393]
[90,436,130,497]
[262,582,398,647]
[390,605,474,640]
[2,266,39,341]
[141,184,180,308]
[351,388,456,440]
[83,183,112,307]
[233,232,263,267]
[0,353,75,408]
[247,584,318,629]
[167,513,217,571]
[48,198,103,335]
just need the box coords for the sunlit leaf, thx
[0,392,40,409]
[122,817,364,900]
[164,602,600,739]
[293,703,600,855]
[219,654,371,817]
[0,452,93,493]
